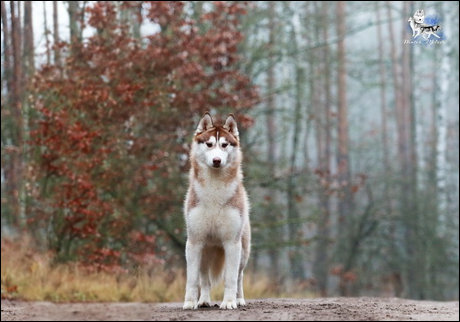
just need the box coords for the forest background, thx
[1,1,458,302]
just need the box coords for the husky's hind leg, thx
[236,269,246,306]
[237,223,250,306]
[197,247,212,307]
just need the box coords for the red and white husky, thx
[183,112,251,310]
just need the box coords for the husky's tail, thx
[210,246,225,283]
[201,246,225,284]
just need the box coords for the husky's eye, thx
[222,143,228,148]
[206,142,213,148]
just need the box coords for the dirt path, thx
[1,297,458,321]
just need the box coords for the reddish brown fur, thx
[226,183,245,216]
[201,246,226,282]
[194,125,239,146]
[220,161,240,185]
[190,157,204,184]
[241,221,250,262]
[187,185,198,210]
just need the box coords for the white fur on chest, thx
[194,177,237,207]
[186,179,242,244]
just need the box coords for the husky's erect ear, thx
[223,114,239,138]
[196,112,213,134]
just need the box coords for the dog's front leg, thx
[183,240,202,310]
[220,241,241,310]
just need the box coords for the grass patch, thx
[1,237,314,302]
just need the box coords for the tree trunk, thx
[53,1,61,66]
[386,1,413,297]
[407,2,417,222]
[427,35,441,299]
[79,1,86,41]
[21,1,34,225]
[265,1,280,279]
[23,1,34,75]
[313,1,331,297]
[386,2,405,172]
[402,1,421,299]
[10,1,22,104]
[377,1,401,297]
[437,1,450,229]
[266,2,276,177]
[131,2,142,39]
[336,1,354,296]
[1,0,15,226]
[43,1,51,64]
[68,1,80,44]
[376,2,391,219]
[336,0,352,225]
[9,1,24,227]
[2,1,12,93]
[287,11,305,280]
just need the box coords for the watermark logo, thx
[405,9,445,46]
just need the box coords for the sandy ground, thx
[1,297,458,321]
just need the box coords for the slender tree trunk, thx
[68,1,80,44]
[266,1,276,180]
[401,2,416,200]
[10,1,22,104]
[386,1,414,297]
[22,0,34,225]
[376,2,391,220]
[313,1,331,297]
[437,1,450,229]
[131,2,142,39]
[401,1,421,299]
[407,1,422,299]
[377,2,401,297]
[43,1,51,64]
[429,58,439,207]
[336,0,352,224]
[79,1,86,41]
[1,0,15,226]
[323,6,332,202]
[408,2,417,219]
[312,2,323,171]
[23,1,34,75]
[336,1,354,296]
[386,2,405,171]
[427,43,441,299]
[2,1,12,93]
[53,1,61,66]
[9,1,24,227]
[265,1,280,279]
[287,13,305,280]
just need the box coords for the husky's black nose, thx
[213,157,221,167]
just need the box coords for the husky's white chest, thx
[186,180,242,243]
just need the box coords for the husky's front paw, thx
[220,298,237,310]
[183,300,198,310]
[236,298,246,306]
